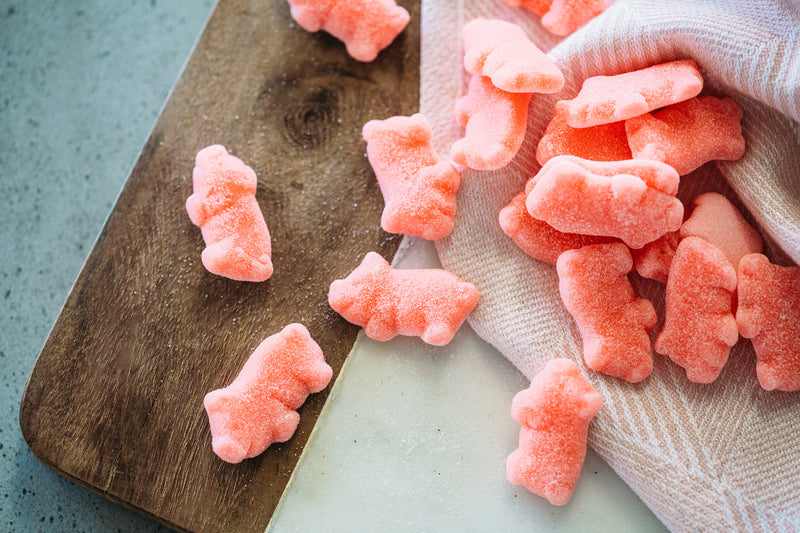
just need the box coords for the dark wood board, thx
[19,0,419,531]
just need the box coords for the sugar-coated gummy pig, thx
[499,190,615,265]
[286,0,410,62]
[204,323,333,463]
[462,18,564,93]
[506,358,603,505]
[625,95,745,175]
[557,243,657,382]
[501,0,551,16]
[451,75,532,171]
[563,59,704,128]
[362,114,460,240]
[501,0,613,36]
[186,145,273,282]
[631,231,681,283]
[539,0,614,36]
[526,156,683,249]
[655,237,739,383]
[537,101,632,165]
[328,252,479,346]
[680,192,762,270]
[736,254,800,392]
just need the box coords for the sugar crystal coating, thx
[680,192,762,269]
[526,156,683,249]
[186,145,273,282]
[625,95,745,175]
[631,231,681,283]
[557,243,656,382]
[655,237,739,383]
[563,59,704,127]
[451,75,532,171]
[499,190,615,265]
[462,18,564,93]
[537,101,632,165]
[540,0,615,36]
[501,0,552,17]
[204,323,333,463]
[286,0,410,62]
[362,114,460,240]
[506,358,603,505]
[328,252,479,346]
[736,254,800,392]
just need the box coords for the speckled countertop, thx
[1,1,214,530]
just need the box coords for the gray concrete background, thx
[1,1,215,530]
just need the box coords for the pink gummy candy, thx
[625,95,745,175]
[286,0,410,62]
[540,0,614,36]
[501,0,552,17]
[451,75,532,171]
[563,59,704,128]
[736,254,800,392]
[655,237,739,383]
[557,243,657,382]
[680,192,763,269]
[499,190,615,265]
[537,101,632,165]
[462,18,564,94]
[328,252,479,346]
[631,230,681,283]
[204,323,333,463]
[526,156,683,249]
[186,145,273,282]
[506,358,603,505]
[362,114,460,240]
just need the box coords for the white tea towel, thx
[421,0,800,531]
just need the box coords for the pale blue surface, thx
[0,1,214,530]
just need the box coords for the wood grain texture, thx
[19,0,419,531]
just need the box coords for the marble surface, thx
[0,1,665,532]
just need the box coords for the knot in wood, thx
[283,87,337,149]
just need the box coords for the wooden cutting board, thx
[19,1,419,531]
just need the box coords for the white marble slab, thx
[268,239,667,532]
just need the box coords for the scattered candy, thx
[203,323,333,463]
[625,95,745,175]
[362,114,460,240]
[462,18,564,94]
[525,156,683,249]
[506,358,603,505]
[736,254,800,392]
[679,192,762,270]
[286,0,410,62]
[451,75,532,171]
[654,237,739,383]
[562,59,704,128]
[537,101,632,165]
[328,252,479,346]
[557,243,657,382]
[499,190,615,265]
[631,231,681,284]
[186,145,273,282]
